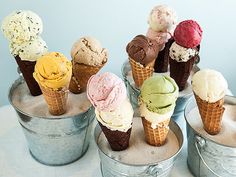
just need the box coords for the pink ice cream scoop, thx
[174,20,203,48]
[146,28,172,51]
[87,72,127,111]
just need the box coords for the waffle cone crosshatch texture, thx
[194,94,225,135]
[39,85,69,116]
[142,117,170,146]
[129,58,155,88]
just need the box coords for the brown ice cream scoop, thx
[126,35,159,66]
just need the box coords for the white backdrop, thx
[0,0,235,105]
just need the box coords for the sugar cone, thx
[98,122,132,151]
[194,94,225,135]
[129,58,155,88]
[40,85,69,116]
[154,38,174,73]
[169,57,195,91]
[141,117,170,146]
[15,56,42,96]
[69,61,106,94]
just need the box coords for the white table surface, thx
[0,105,193,177]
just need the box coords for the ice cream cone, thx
[154,38,174,73]
[40,85,69,116]
[15,55,42,96]
[194,94,225,135]
[98,122,132,151]
[129,58,155,88]
[141,117,170,146]
[169,57,195,91]
[69,61,106,94]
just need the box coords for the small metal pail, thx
[8,77,95,166]
[121,60,200,119]
[94,119,183,177]
[185,96,236,177]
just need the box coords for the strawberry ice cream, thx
[87,72,133,151]
[174,20,203,48]
[87,72,127,112]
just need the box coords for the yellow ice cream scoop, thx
[33,52,72,90]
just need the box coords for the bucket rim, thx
[8,77,94,120]
[94,119,184,167]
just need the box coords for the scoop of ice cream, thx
[140,102,174,129]
[148,5,177,33]
[169,42,198,62]
[146,28,171,51]
[126,35,159,66]
[192,69,228,103]
[10,36,48,61]
[140,75,179,114]
[1,10,43,44]
[95,98,133,132]
[33,52,72,90]
[87,72,127,112]
[71,36,108,66]
[174,20,202,48]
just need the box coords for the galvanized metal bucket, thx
[185,96,236,177]
[94,119,184,177]
[121,60,200,119]
[8,77,95,166]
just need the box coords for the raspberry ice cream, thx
[174,20,203,48]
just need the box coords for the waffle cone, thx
[69,61,106,94]
[154,38,174,73]
[129,58,155,88]
[98,122,132,151]
[40,85,69,116]
[194,94,225,135]
[169,57,195,91]
[14,56,42,96]
[141,117,170,146]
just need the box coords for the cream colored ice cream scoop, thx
[10,36,48,61]
[192,69,228,103]
[148,5,177,33]
[1,10,43,44]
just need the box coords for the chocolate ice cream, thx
[126,35,159,66]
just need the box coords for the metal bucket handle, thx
[195,135,220,177]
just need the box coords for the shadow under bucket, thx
[8,77,95,166]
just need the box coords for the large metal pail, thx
[8,77,95,166]
[95,118,183,177]
[185,95,236,177]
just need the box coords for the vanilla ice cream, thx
[95,99,133,132]
[192,69,228,103]
[139,102,174,129]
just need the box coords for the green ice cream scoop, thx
[139,75,179,114]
